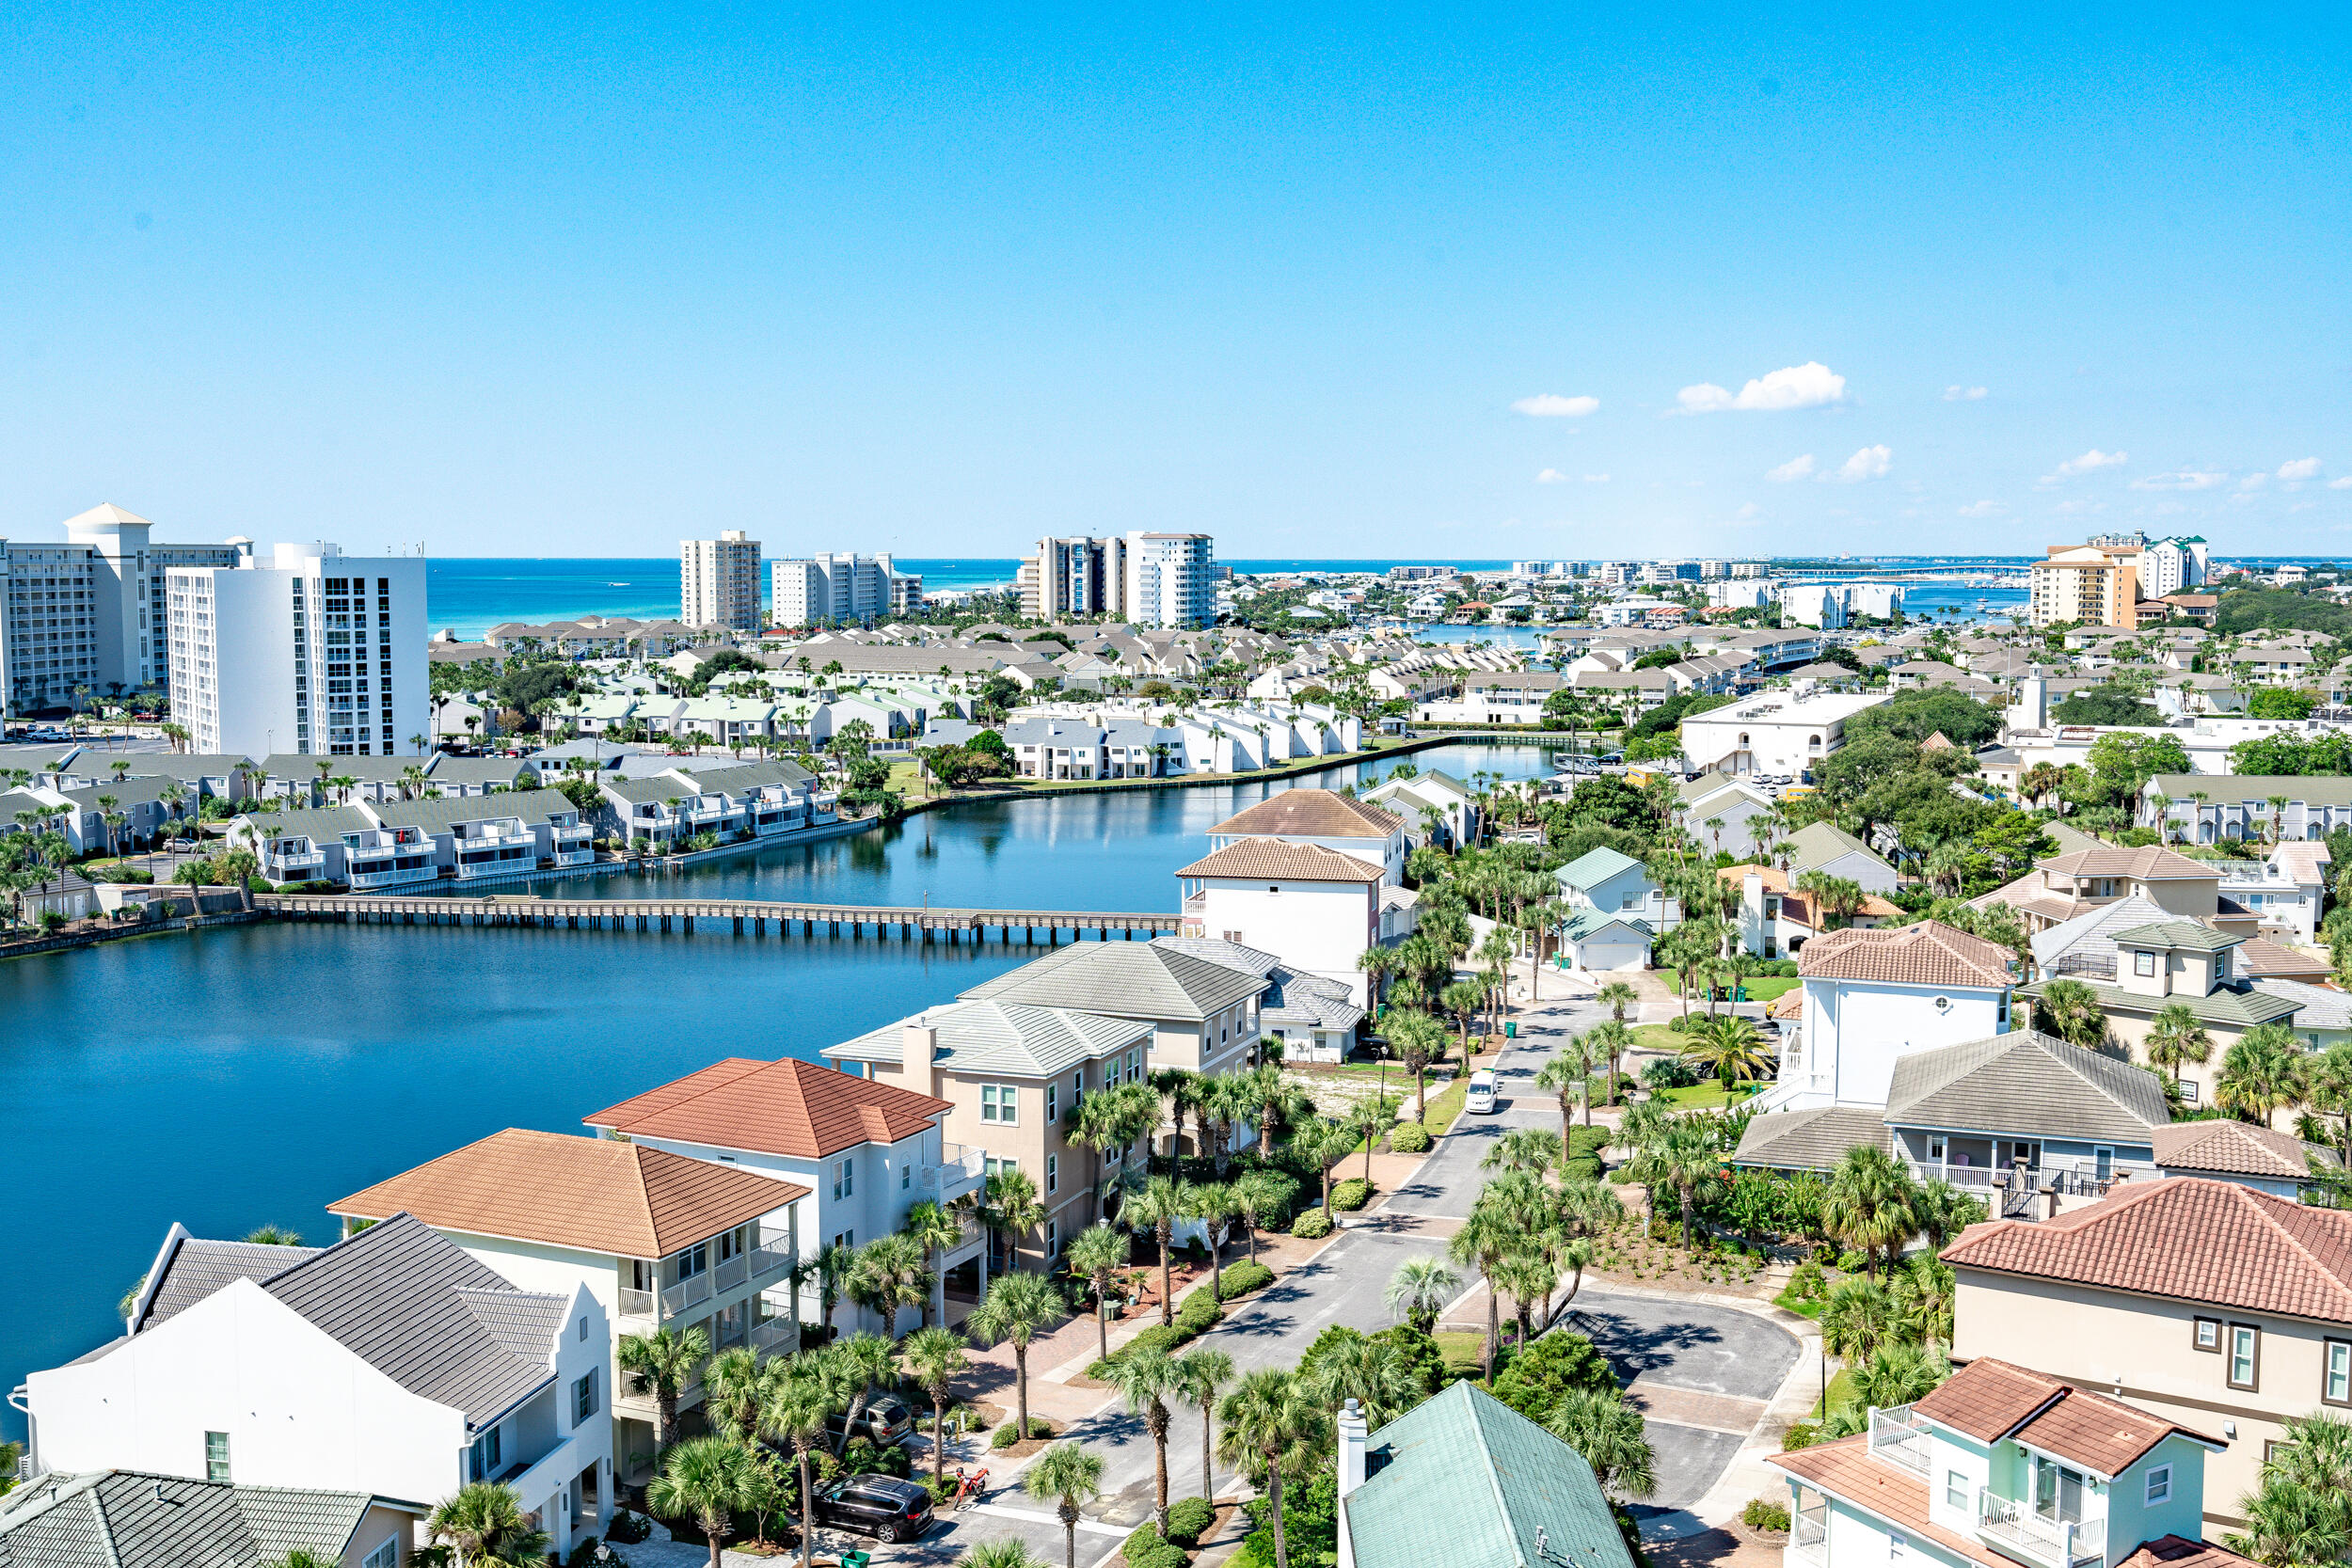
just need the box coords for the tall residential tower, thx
[681,530,763,631]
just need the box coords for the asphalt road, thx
[1385,997,1601,1217]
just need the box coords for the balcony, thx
[547,849,595,868]
[268,849,325,872]
[550,823,593,843]
[663,1272,715,1316]
[1867,1404,1931,1478]
[1789,1513,1827,1568]
[1978,1491,2105,1568]
[349,863,439,888]
[455,850,534,879]
[497,1431,581,1513]
[751,1315,796,1354]
[927,1144,988,1203]
[619,1285,656,1322]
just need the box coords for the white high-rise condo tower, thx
[167,544,428,759]
[681,530,763,631]
[771,552,923,626]
[1123,531,1216,628]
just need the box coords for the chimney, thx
[1336,1398,1369,1568]
[901,1020,937,1083]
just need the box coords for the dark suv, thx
[826,1395,915,1448]
[812,1475,934,1543]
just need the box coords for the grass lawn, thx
[1773,1282,1825,1320]
[1436,1331,1488,1379]
[1814,1367,1856,1419]
[1666,974,1802,1004]
[1627,1022,1687,1056]
[1654,1082,1763,1110]
[1422,1077,1470,1135]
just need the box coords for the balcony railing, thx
[927,1144,988,1198]
[349,864,439,888]
[548,849,595,867]
[752,1315,796,1354]
[716,1254,748,1292]
[1978,1491,2105,1568]
[619,1285,656,1320]
[268,850,325,870]
[1867,1404,1931,1478]
[1790,1515,1828,1567]
[662,1272,714,1316]
[749,1239,792,1280]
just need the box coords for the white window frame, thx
[1947,1470,1967,1510]
[982,1084,1018,1124]
[363,1539,402,1568]
[2145,1465,2170,1506]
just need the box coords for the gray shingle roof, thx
[424,755,534,785]
[960,942,1269,1021]
[670,758,817,790]
[1883,1031,2169,1144]
[256,1212,568,1430]
[1151,937,1364,1031]
[104,753,255,783]
[136,1231,324,1332]
[258,753,424,784]
[1732,1104,1890,1172]
[824,1000,1151,1076]
[0,1470,379,1568]
[234,805,374,842]
[371,788,580,834]
[2016,977,2303,1029]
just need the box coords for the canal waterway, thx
[0,744,1565,1432]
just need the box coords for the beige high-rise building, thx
[680,530,762,631]
[2029,540,2141,629]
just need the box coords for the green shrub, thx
[1780,1421,1821,1451]
[1166,1496,1216,1545]
[1491,1332,1619,1423]
[1291,1209,1334,1239]
[1123,1526,1187,1568]
[1665,1013,1692,1033]
[1125,1323,1186,1359]
[1331,1178,1372,1212]
[1835,1250,1867,1275]
[1221,1259,1274,1297]
[990,1416,1054,1449]
[1743,1498,1792,1533]
[1374,1324,1447,1395]
[1563,1125,1611,1181]
[1177,1290,1223,1334]
[1388,1121,1432,1153]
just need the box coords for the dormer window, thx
[2134,951,2156,977]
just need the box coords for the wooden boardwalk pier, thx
[252,892,1184,943]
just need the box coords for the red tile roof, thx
[1768,1438,2009,1568]
[1942,1176,2352,1324]
[1798,921,2015,990]
[2117,1538,2265,1568]
[1176,838,1389,883]
[1207,789,1404,840]
[2042,846,2217,881]
[1913,1357,2066,1443]
[2150,1121,2316,1181]
[585,1057,950,1160]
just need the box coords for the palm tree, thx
[619,1323,711,1451]
[2144,1002,2216,1090]
[1384,1255,1461,1335]
[1545,1388,1656,1498]
[1067,1223,1129,1364]
[1447,1199,1517,1384]
[1820,1277,1899,1365]
[2304,1043,2352,1166]
[966,1268,1061,1445]
[1481,1126,1564,1177]
[829,1330,898,1454]
[849,1232,930,1339]
[1106,1343,1183,1532]
[1172,1347,1235,1503]
[1536,1037,1600,1134]
[813,1240,856,1333]
[702,1346,774,1442]
[1822,1146,1920,1278]
[961,1541,1050,1568]
[1305,1333,1423,1425]
[984,1165,1049,1274]
[2033,978,2106,1050]
[1184,1180,1239,1303]
[2218,1024,2309,1129]
[1678,1012,1771,1093]
[1217,1370,1332,1568]
[1385,1007,1449,1119]
[1122,1174,1188,1327]
[757,1377,837,1568]
[1025,1442,1105,1568]
[647,1435,765,1568]
[899,1200,964,1326]
[1232,1169,1286,1264]
[901,1324,969,1487]
[1627,1117,1724,1248]
[1348,1093,1400,1187]
[1438,979,1486,1055]
[424,1481,549,1565]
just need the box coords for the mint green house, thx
[1771,1358,2233,1568]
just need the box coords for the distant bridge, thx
[252,892,1184,942]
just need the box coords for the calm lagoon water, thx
[0,745,1562,1431]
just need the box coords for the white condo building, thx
[681,530,762,631]
[1019,535,1126,620]
[2,503,245,716]
[2141,536,2209,598]
[167,544,429,759]
[771,552,923,626]
[1125,532,1216,628]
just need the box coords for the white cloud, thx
[2240,472,2268,491]
[1536,468,1569,484]
[1943,385,1989,402]
[2132,469,2229,491]
[1830,445,1894,483]
[1512,393,1599,419]
[1582,472,1611,483]
[2279,457,2324,481]
[1735,502,1763,521]
[2045,449,2128,482]
[1958,499,2006,517]
[1765,453,1818,483]
[2330,477,2352,490]
[1677,361,1847,414]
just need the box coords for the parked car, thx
[826,1394,915,1448]
[811,1475,933,1544]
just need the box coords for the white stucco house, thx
[24,1214,615,1559]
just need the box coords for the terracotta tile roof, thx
[585,1057,950,1161]
[329,1128,807,1259]
[1718,864,1904,925]
[2011,1377,2212,1476]
[1798,921,2016,990]
[2116,1538,2266,1568]
[1206,789,1404,840]
[1176,837,1388,883]
[1767,1438,2008,1568]
[2042,846,2218,881]
[1941,1176,2352,1324]
[1913,1356,2067,1443]
[2151,1120,2318,1181]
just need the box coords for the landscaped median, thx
[1085,1259,1276,1378]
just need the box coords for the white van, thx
[1466,1069,1498,1116]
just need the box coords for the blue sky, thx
[2,4,2347,559]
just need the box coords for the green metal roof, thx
[1555,846,1645,892]
[1347,1381,1640,1568]
[2017,978,2301,1029]
[2111,920,2243,953]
